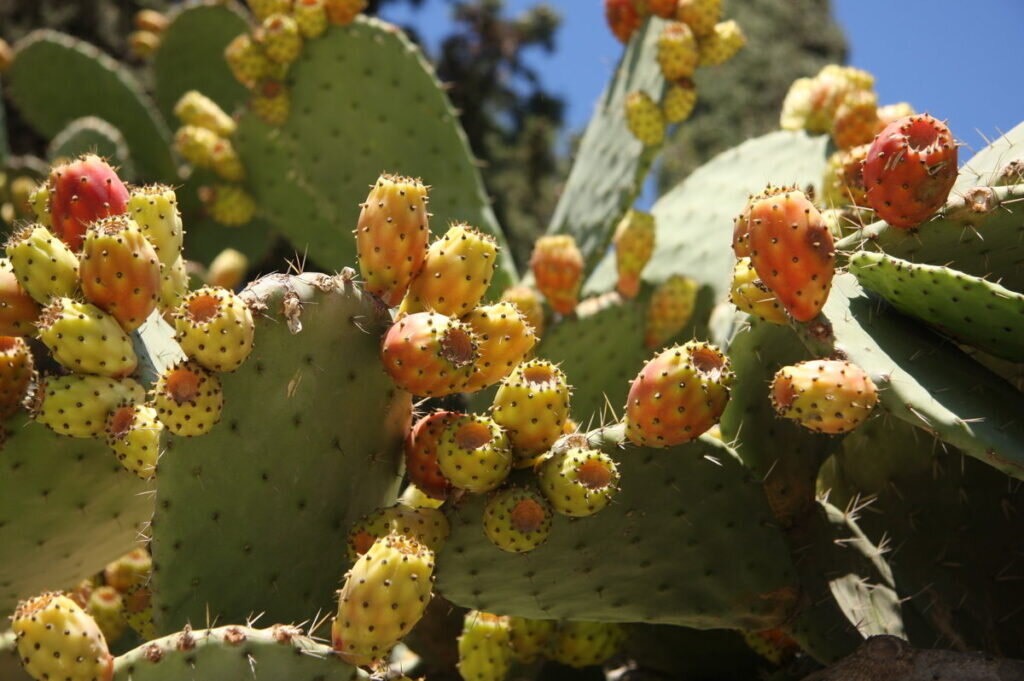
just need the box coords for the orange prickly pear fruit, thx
[499,285,545,337]
[771,359,878,434]
[613,210,655,299]
[530,235,584,316]
[80,215,162,332]
[644,274,697,349]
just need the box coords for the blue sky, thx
[380,0,1024,198]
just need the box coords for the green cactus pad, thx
[233,18,515,292]
[436,424,799,630]
[6,30,175,181]
[151,272,410,633]
[545,17,668,271]
[47,116,134,179]
[112,625,354,681]
[849,250,1024,362]
[152,1,251,125]
[796,273,1024,481]
[954,120,1024,192]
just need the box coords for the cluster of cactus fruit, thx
[4,1,1024,680]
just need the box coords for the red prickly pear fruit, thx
[80,215,162,332]
[624,341,733,448]
[605,0,641,43]
[0,336,34,420]
[645,0,677,18]
[355,173,430,307]
[770,359,878,434]
[405,410,459,500]
[863,113,958,229]
[0,259,41,336]
[745,186,835,322]
[12,592,114,681]
[381,312,479,397]
[530,235,584,316]
[47,154,130,252]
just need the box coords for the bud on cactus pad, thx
[47,154,130,252]
[36,298,138,377]
[697,20,746,66]
[225,33,270,89]
[13,592,114,681]
[624,91,665,146]
[355,173,430,307]
[509,616,556,663]
[663,78,697,124]
[539,446,620,518]
[745,186,835,322]
[675,0,721,37]
[499,285,545,337]
[381,312,479,397]
[770,359,879,434]
[0,336,33,419]
[625,341,733,448]
[153,360,224,436]
[604,0,641,43]
[530,235,584,316]
[657,22,698,80]
[128,185,184,267]
[174,286,256,372]
[457,611,513,681]
[405,410,458,499]
[173,90,236,137]
[483,486,553,553]
[549,621,627,668]
[644,274,698,349]
[401,223,498,318]
[5,224,80,304]
[293,0,329,38]
[31,374,145,438]
[863,113,958,229]
[259,13,303,65]
[491,359,571,465]
[437,414,513,494]
[332,533,435,666]
[86,586,126,643]
[106,403,164,480]
[729,258,787,325]
[80,215,162,332]
[613,209,656,299]
[461,302,538,392]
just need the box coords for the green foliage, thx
[47,116,133,177]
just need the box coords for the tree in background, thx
[657,0,847,192]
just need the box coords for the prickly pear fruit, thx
[174,125,220,169]
[644,274,697,349]
[406,410,458,500]
[675,0,720,37]
[6,224,80,304]
[259,13,303,64]
[657,22,698,80]
[382,312,478,396]
[436,414,513,494]
[401,224,498,318]
[251,79,291,125]
[604,0,641,43]
[539,447,619,517]
[86,586,126,643]
[822,144,869,209]
[875,102,915,129]
[36,299,138,377]
[332,533,435,666]
[31,374,145,438]
[225,33,270,89]
[625,341,733,447]
[12,593,114,681]
[0,337,33,419]
[292,0,329,38]
[207,248,248,290]
[729,258,787,325]
[646,0,677,18]
[174,286,255,372]
[159,256,189,316]
[400,483,445,510]
[697,19,745,66]
[200,184,257,226]
[508,617,555,663]
[461,302,537,392]
[0,260,40,336]
[530,235,584,316]
[129,30,160,59]
[663,78,697,124]
[491,359,571,465]
[613,210,655,299]
[211,139,245,181]
[128,185,184,267]
[355,173,430,307]
[153,360,224,436]
[104,548,152,593]
[122,585,154,639]
[770,359,878,434]
[347,504,449,561]
[47,154,130,251]
[325,0,367,25]
[10,177,36,218]
[745,186,835,322]
[742,629,801,666]
[863,113,958,229]
[106,403,163,480]
[135,9,169,32]
[458,611,512,681]
[499,285,545,337]
[779,77,814,132]
[483,486,553,553]
[80,215,162,332]
[173,90,236,137]
[831,89,879,151]
[624,91,665,146]
[28,184,51,227]
[549,621,626,668]
[247,0,291,22]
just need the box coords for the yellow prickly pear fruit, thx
[730,258,787,325]
[770,359,879,434]
[675,0,721,37]
[831,89,879,150]
[36,299,138,377]
[173,90,236,137]
[247,0,292,22]
[663,78,697,124]
[159,256,190,317]
[207,248,249,290]
[123,585,154,640]
[461,302,538,392]
[624,91,665,146]
[508,617,555,663]
[128,185,184,268]
[656,22,698,80]
[499,285,544,337]
[134,9,169,33]
[174,286,256,373]
[174,125,221,168]
[780,77,815,131]
[259,13,303,65]
[530,235,584,316]
[12,592,114,681]
[152,360,224,436]
[86,586,127,643]
[31,375,145,439]
[538,446,619,517]
[399,483,445,510]
[491,359,570,466]
[292,0,329,38]
[612,209,655,299]
[332,533,435,666]
[347,504,449,561]
[549,621,627,667]
[200,184,257,227]
[106,403,164,480]
[103,548,152,592]
[5,224,79,305]
[129,31,161,59]
[28,184,51,227]
[644,274,697,348]
[225,33,271,89]
[457,611,513,681]
[401,224,498,318]
[251,80,291,125]
[697,19,745,66]
[436,414,513,493]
